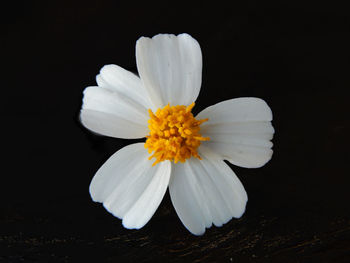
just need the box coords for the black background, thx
[1,1,349,262]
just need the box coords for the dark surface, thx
[1,1,349,262]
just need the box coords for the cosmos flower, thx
[80,33,274,235]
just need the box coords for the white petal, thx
[196,97,273,123]
[89,143,171,229]
[197,98,274,168]
[136,33,202,108]
[96,64,154,109]
[80,86,149,139]
[169,146,247,235]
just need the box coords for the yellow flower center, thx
[145,102,210,166]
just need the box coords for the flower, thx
[80,33,274,235]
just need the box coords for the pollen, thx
[145,102,210,166]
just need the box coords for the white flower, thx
[80,33,274,235]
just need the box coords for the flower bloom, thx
[80,33,274,235]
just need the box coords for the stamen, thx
[144,102,209,166]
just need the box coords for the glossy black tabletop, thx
[1,1,349,262]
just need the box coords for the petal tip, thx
[122,219,139,230]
